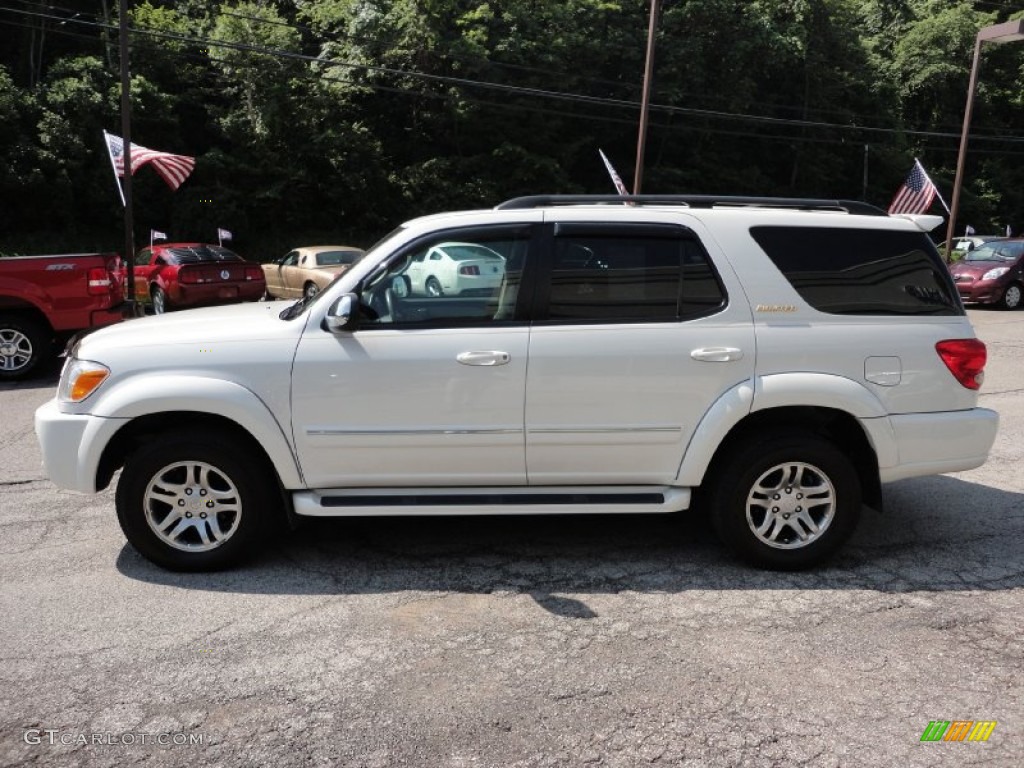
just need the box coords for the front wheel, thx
[999,282,1022,310]
[303,282,319,300]
[115,430,277,571]
[707,432,862,569]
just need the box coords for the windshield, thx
[965,242,1023,262]
[279,226,406,320]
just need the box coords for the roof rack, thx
[495,194,887,217]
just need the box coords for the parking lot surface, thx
[1,309,1022,767]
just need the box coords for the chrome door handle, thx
[690,347,744,362]
[457,351,511,366]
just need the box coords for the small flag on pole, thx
[888,159,940,215]
[103,130,195,191]
[598,149,630,197]
[217,228,232,246]
[150,229,167,248]
[964,225,975,236]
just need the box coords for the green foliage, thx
[1,0,1023,252]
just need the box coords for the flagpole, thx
[915,157,951,215]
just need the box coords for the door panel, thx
[291,327,529,488]
[525,320,754,484]
[525,220,755,486]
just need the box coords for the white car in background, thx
[405,241,505,297]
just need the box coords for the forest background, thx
[1,0,1023,259]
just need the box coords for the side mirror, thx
[325,293,359,333]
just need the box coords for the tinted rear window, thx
[165,246,243,264]
[749,226,962,316]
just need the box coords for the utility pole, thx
[118,0,137,315]
[633,0,660,195]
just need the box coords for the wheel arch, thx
[97,410,298,527]
[0,299,54,334]
[90,375,304,492]
[677,376,886,510]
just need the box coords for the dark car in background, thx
[949,239,1024,309]
[124,243,266,314]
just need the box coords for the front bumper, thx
[34,399,128,493]
[955,279,1004,304]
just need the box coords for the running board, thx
[292,486,691,517]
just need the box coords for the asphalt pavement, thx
[0,309,1022,767]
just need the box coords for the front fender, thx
[91,374,303,488]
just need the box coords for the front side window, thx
[750,226,962,316]
[358,225,531,327]
[542,224,725,323]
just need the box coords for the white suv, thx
[35,195,999,571]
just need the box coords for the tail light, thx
[459,265,480,276]
[178,268,200,284]
[935,339,987,390]
[87,267,112,295]
[244,265,263,281]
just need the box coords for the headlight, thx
[982,267,1009,280]
[58,359,110,403]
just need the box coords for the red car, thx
[125,243,266,314]
[949,238,1024,310]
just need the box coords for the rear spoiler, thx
[891,214,944,233]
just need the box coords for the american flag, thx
[104,131,195,191]
[599,149,630,197]
[888,160,938,215]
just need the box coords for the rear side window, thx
[750,226,962,316]
[543,224,726,322]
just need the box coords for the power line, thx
[4,4,1024,146]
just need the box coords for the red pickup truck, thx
[0,252,125,380]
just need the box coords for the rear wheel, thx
[1000,282,1022,310]
[0,315,49,380]
[303,281,319,299]
[151,286,170,315]
[425,277,443,297]
[115,430,277,571]
[707,432,862,569]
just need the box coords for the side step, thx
[292,486,691,517]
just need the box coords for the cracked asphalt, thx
[1,309,1022,767]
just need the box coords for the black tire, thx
[151,286,170,315]
[115,430,277,571]
[0,314,50,381]
[425,277,443,297]
[707,432,862,570]
[303,282,319,299]
[999,282,1022,310]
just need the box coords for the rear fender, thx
[676,373,895,486]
